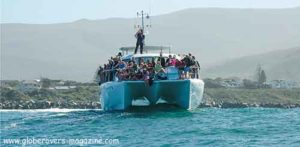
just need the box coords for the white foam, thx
[132,97,150,106]
[189,79,205,109]
[4,123,18,129]
[0,108,102,113]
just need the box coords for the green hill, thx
[204,47,300,81]
[2,7,300,81]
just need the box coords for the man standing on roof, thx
[134,29,145,54]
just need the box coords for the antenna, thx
[149,0,152,26]
[135,10,151,46]
[136,10,151,33]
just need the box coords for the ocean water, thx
[1,107,300,146]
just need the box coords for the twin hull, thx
[100,79,204,111]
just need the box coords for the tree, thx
[41,78,51,89]
[259,70,267,85]
[255,64,262,82]
[254,64,267,87]
[243,79,258,89]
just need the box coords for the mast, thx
[136,10,151,33]
[136,11,151,50]
[141,10,144,30]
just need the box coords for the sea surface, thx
[1,107,300,146]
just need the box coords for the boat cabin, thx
[120,46,182,65]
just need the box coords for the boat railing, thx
[188,66,201,79]
[98,69,118,83]
[97,66,201,84]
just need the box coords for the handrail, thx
[97,65,201,84]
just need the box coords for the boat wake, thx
[0,108,103,113]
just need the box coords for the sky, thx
[1,0,300,24]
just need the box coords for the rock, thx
[199,103,213,108]
[242,103,249,107]
[46,101,51,106]
[30,100,35,103]
[212,101,216,106]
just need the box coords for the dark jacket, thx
[158,57,166,67]
[136,33,145,44]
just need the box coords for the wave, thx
[0,108,103,113]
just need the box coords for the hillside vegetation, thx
[204,47,300,81]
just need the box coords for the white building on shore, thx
[17,79,41,92]
[267,80,300,89]
[219,79,243,88]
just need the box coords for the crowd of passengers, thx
[97,52,200,85]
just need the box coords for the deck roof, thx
[119,46,171,52]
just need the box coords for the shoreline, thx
[1,101,300,110]
[202,88,300,109]
[198,102,300,109]
[0,101,100,109]
[1,87,299,109]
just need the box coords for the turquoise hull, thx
[100,79,204,111]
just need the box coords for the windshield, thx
[133,57,159,64]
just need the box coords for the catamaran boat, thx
[99,46,204,111]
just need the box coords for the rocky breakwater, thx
[200,88,300,108]
[199,101,300,108]
[0,86,100,109]
[0,100,100,109]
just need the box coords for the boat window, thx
[122,59,130,63]
[134,57,159,64]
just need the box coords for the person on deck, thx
[154,61,165,73]
[166,55,172,66]
[116,52,122,59]
[170,55,177,66]
[154,61,167,80]
[115,60,127,70]
[192,56,200,79]
[158,52,166,67]
[181,55,192,79]
[134,29,145,54]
